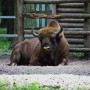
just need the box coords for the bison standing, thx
[10,20,69,66]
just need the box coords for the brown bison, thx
[10,20,69,66]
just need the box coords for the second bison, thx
[10,20,69,66]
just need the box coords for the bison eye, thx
[39,36,43,41]
[50,38,56,43]
[50,37,55,40]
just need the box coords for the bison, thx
[10,20,69,66]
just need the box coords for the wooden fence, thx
[17,0,90,53]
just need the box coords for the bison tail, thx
[9,50,21,66]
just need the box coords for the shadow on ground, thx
[0,55,90,75]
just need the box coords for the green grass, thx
[0,28,7,34]
[0,82,89,90]
[0,28,11,53]
[0,81,89,90]
[0,38,11,53]
[69,52,84,58]
[0,82,61,90]
[0,80,10,90]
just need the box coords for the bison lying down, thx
[10,20,69,66]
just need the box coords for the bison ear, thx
[59,23,63,34]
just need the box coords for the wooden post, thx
[17,0,24,42]
[24,0,90,4]
[84,2,90,58]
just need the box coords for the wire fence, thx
[23,4,50,29]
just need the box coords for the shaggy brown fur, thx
[38,20,61,37]
[9,38,39,66]
[30,20,69,65]
[55,32,69,65]
[10,20,69,66]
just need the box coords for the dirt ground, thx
[0,55,90,75]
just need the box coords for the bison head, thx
[32,20,62,60]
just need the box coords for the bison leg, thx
[58,57,68,66]
[56,56,68,66]
[29,60,41,66]
[55,59,58,66]
[9,62,17,66]
[63,56,69,65]
[29,56,41,66]
[61,58,68,65]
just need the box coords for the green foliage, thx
[0,28,11,53]
[69,52,84,58]
[0,80,10,90]
[0,81,89,90]
[29,82,42,90]
[0,28,7,34]
[0,38,11,53]
[76,87,88,90]
[59,87,66,90]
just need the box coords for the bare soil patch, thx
[0,55,90,75]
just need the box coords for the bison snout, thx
[43,46,51,52]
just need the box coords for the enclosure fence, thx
[17,0,90,52]
[0,0,90,56]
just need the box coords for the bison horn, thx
[55,23,63,35]
[59,24,63,33]
[32,28,39,37]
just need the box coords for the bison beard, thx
[10,20,69,66]
[41,44,57,66]
[42,53,55,66]
[44,51,56,66]
[29,38,58,66]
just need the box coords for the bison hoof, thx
[58,59,68,66]
[10,63,17,66]
[58,63,67,66]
